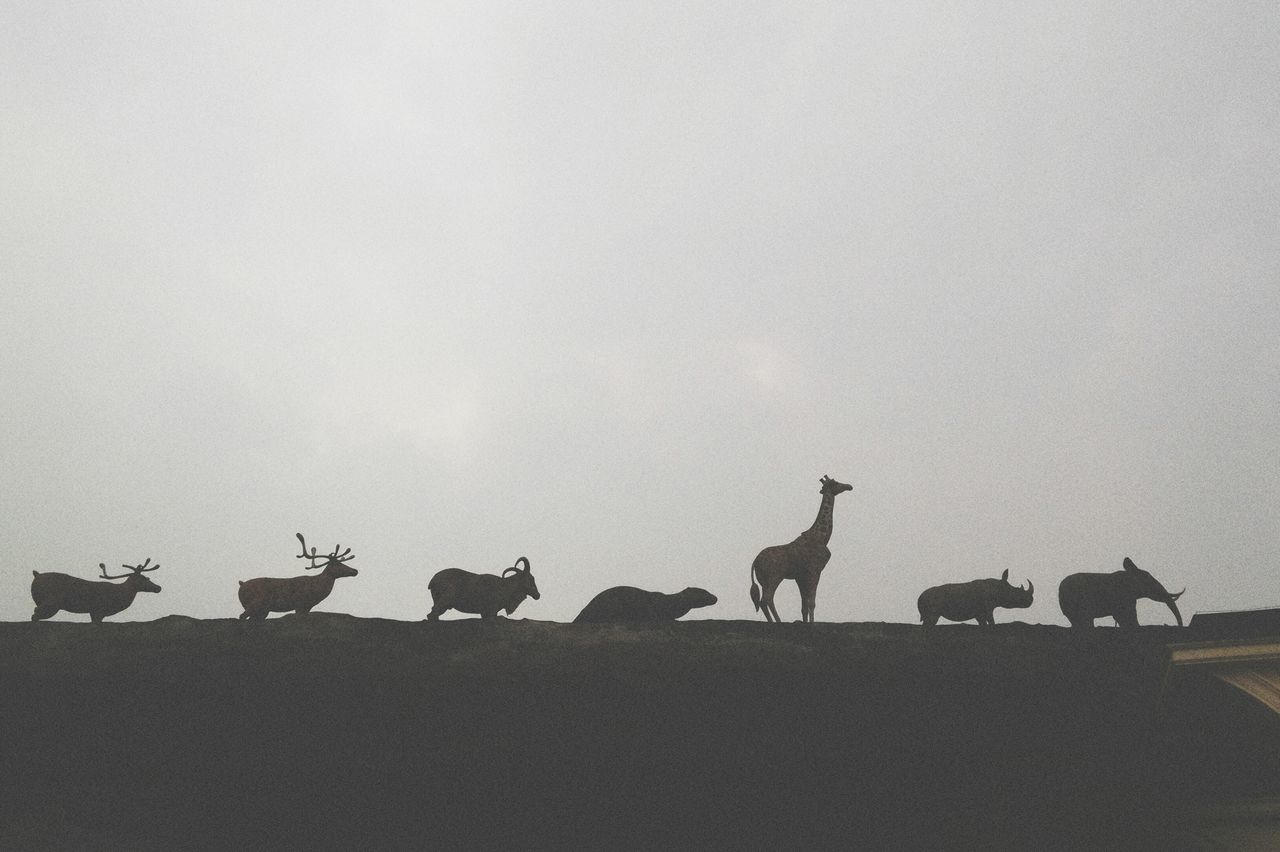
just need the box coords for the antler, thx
[99,562,134,580]
[296,532,324,569]
[296,533,355,569]
[101,558,160,579]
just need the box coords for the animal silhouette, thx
[31,558,162,622]
[749,475,853,622]
[427,556,540,620]
[1058,557,1184,628]
[573,586,717,623]
[237,533,358,619]
[917,570,1033,626]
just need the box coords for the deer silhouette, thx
[31,558,162,622]
[237,534,358,619]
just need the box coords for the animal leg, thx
[90,612,104,623]
[759,576,784,623]
[1114,604,1138,628]
[426,604,447,621]
[797,577,820,623]
[31,605,58,621]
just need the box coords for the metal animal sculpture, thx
[1058,557,1184,628]
[917,570,1033,626]
[237,533,358,619]
[427,556,540,620]
[573,586,718,624]
[749,475,854,622]
[31,558,162,622]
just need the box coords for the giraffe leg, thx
[797,576,819,623]
[760,577,783,623]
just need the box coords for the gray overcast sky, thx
[3,2,1278,624]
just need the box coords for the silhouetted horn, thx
[1168,588,1185,601]
[1024,579,1034,596]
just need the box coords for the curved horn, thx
[1169,587,1185,601]
[513,556,530,573]
[1024,579,1034,596]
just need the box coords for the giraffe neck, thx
[801,492,837,546]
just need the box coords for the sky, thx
[3,2,1278,625]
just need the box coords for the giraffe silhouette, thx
[749,475,853,622]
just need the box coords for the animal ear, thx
[1000,569,1009,582]
[1122,557,1138,572]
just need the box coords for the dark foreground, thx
[1,617,1275,850]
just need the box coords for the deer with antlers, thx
[31,558,162,622]
[237,533,359,619]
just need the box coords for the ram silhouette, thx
[426,557,539,620]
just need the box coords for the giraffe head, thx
[819,475,853,496]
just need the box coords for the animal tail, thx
[749,563,761,612]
